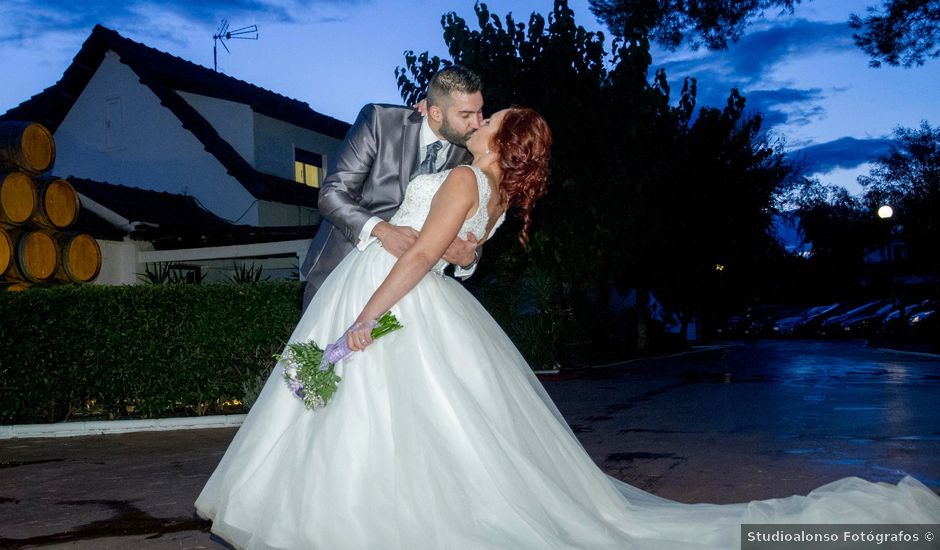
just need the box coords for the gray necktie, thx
[413,141,443,179]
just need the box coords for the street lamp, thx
[877,204,896,264]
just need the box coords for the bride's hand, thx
[412,99,428,117]
[442,232,478,268]
[346,319,375,352]
[373,222,419,257]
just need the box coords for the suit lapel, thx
[400,111,422,194]
[443,144,471,169]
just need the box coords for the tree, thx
[398,0,793,355]
[644,88,791,331]
[850,0,940,67]
[788,178,880,299]
[860,121,940,272]
[588,0,799,48]
[589,0,939,67]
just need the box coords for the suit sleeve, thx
[318,104,381,244]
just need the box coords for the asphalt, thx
[2,340,939,549]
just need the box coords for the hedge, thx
[0,282,303,424]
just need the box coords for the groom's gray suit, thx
[300,103,472,308]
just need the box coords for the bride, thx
[196,107,940,550]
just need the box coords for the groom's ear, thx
[428,104,444,123]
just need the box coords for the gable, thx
[0,25,351,212]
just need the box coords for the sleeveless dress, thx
[196,166,940,550]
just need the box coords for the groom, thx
[300,66,485,308]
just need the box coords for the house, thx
[1,25,351,284]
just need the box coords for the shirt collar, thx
[420,117,451,154]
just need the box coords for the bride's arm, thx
[347,166,479,351]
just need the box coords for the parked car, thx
[906,302,938,341]
[839,302,897,337]
[772,304,838,337]
[818,300,891,338]
[878,298,934,338]
[791,301,863,338]
[716,305,797,338]
[741,306,803,337]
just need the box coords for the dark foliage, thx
[860,121,940,271]
[850,0,940,67]
[588,0,799,49]
[0,283,303,424]
[399,1,793,355]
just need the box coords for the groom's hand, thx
[373,221,419,257]
[443,232,479,268]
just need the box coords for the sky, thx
[0,0,937,194]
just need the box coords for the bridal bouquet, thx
[278,311,403,410]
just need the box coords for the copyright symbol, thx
[925,531,934,542]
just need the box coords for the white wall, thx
[53,51,259,225]
[52,50,346,229]
[179,92,255,164]
[92,238,146,285]
[91,238,311,286]
[252,112,341,180]
[257,200,320,227]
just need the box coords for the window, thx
[294,149,323,188]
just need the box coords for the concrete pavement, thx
[2,340,938,549]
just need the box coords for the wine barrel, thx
[0,171,38,225]
[56,233,101,283]
[0,121,55,175]
[8,229,58,283]
[0,226,11,276]
[35,178,79,229]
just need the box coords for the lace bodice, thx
[388,165,505,274]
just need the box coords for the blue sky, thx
[0,0,937,193]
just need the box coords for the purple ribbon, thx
[318,320,378,371]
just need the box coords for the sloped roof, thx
[1,25,350,207]
[70,176,234,236]
[69,176,316,249]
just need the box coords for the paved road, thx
[1,340,938,549]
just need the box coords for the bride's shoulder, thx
[443,165,479,188]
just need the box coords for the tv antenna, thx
[213,20,259,71]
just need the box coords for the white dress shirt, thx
[357,117,451,249]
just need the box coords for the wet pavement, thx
[1,339,938,549]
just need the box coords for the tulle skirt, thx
[195,245,940,550]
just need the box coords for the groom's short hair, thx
[427,66,483,108]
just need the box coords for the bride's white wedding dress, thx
[196,167,940,549]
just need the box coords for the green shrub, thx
[0,282,303,424]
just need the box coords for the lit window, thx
[294,149,322,188]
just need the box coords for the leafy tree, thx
[860,121,940,271]
[588,0,800,48]
[589,0,939,67]
[788,177,880,299]
[398,0,792,354]
[850,0,940,67]
[643,88,790,332]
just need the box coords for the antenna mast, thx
[213,20,259,72]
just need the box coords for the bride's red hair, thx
[493,107,552,245]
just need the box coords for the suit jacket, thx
[301,104,471,306]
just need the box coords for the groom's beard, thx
[439,118,474,147]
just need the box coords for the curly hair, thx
[492,107,552,245]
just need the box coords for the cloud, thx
[0,0,364,44]
[744,87,826,128]
[789,136,894,174]
[728,19,853,81]
[654,18,854,134]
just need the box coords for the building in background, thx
[1,25,351,285]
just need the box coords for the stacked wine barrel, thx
[1,121,101,291]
